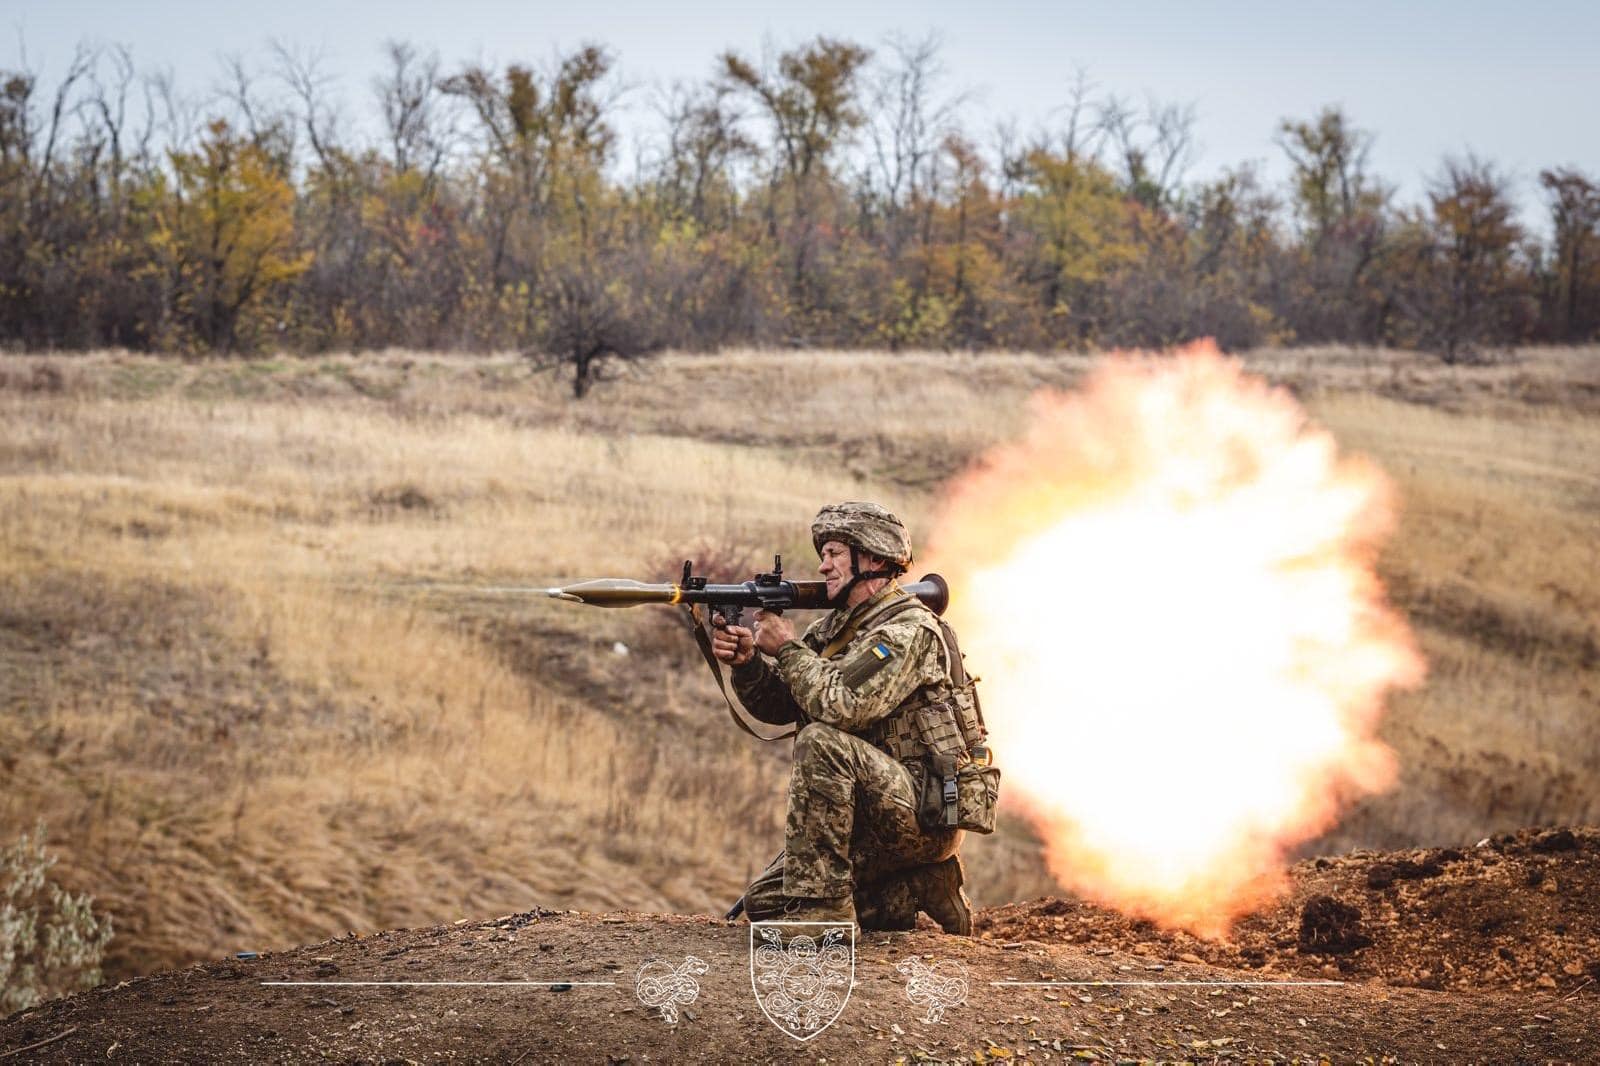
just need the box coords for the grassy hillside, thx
[1,346,1595,980]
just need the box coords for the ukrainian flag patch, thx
[843,641,895,688]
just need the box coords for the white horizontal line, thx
[993,980,1346,987]
[261,981,617,987]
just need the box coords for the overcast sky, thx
[8,0,1598,231]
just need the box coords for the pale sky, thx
[8,0,1598,233]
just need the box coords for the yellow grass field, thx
[1,346,1596,980]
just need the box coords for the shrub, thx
[623,537,769,659]
[1,823,114,1013]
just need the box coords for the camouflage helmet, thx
[811,501,913,570]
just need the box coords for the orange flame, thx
[924,342,1424,935]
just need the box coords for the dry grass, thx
[0,383,871,977]
[1,345,1596,978]
[1299,391,1600,850]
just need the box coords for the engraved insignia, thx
[749,921,855,1041]
[897,956,970,1023]
[635,955,708,1024]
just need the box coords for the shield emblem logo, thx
[749,921,855,1041]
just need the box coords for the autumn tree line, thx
[3,36,1598,393]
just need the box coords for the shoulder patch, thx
[841,637,899,688]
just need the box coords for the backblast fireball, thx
[924,342,1425,935]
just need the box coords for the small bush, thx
[1,823,115,1014]
[626,537,767,658]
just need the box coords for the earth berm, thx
[2,827,1596,1063]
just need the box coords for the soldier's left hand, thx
[752,609,796,654]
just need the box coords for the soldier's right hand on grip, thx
[711,615,756,665]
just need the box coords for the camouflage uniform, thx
[732,581,963,921]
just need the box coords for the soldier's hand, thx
[711,615,755,665]
[753,609,796,655]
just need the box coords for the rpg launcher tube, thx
[546,574,950,617]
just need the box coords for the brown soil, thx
[980,827,1600,998]
[4,829,1597,1063]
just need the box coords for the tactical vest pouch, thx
[902,693,1000,834]
[913,700,965,759]
[952,760,1001,834]
[949,686,985,751]
[911,754,1001,835]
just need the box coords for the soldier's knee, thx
[795,721,846,759]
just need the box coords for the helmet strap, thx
[831,545,903,608]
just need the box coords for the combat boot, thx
[780,895,857,926]
[906,856,973,935]
[856,877,916,932]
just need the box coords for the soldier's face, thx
[818,541,853,599]
[819,540,889,600]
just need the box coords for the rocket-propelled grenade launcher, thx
[547,556,950,628]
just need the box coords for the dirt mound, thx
[4,830,1598,1063]
[976,826,1600,995]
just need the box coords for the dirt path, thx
[2,906,1594,1064]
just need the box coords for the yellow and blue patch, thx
[842,640,896,688]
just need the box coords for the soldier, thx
[711,502,983,933]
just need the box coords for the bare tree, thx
[1145,97,1198,199]
[650,80,749,224]
[536,249,665,398]
[1051,66,1105,167]
[990,117,1028,203]
[1098,92,1195,207]
[86,44,137,200]
[271,40,344,173]
[148,65,200,156]
[373,40,453,180]
[214,52,294,168]
[864,32,964,221]
[30,42,94,202]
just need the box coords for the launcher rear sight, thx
[696,554,789,631]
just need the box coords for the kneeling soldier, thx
[711,501,995,933]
